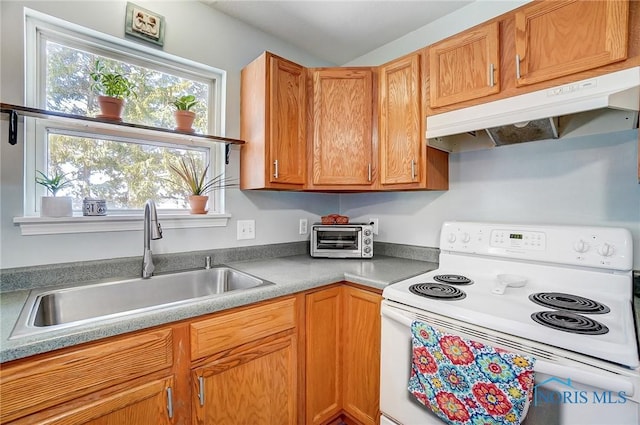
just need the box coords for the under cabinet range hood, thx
[426,67,640,153]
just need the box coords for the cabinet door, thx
[342,286,382,425]
[379,54,422,187]
[429,22,500,108]
[515,0,629,86]
[193,334,297,425]
[10,377,174,425]
[269,56,307,185]
[240,52,306,190]
[305,287,343,425]
[310,68,374,186]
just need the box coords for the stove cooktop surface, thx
[384,265,637,367]
[382,221,637,368]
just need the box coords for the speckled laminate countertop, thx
[0,255,437,363]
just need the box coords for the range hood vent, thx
[426,67,640,153]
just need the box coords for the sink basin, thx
[10,266,272,338]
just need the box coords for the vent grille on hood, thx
[426,67,640,153]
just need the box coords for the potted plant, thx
[89,59,137,121]
[171,95,198,132]
[36,170,74,217]
[169,156,235,214]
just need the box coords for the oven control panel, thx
[440,222,633,271]
[490,229,546,251]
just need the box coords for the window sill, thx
[13,213,231,236]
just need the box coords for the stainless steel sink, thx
[10,266,272,338]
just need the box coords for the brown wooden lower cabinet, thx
[192,333,298,425]
[7,376,175,425]
[1,284,381,425]
[305,284,382,425]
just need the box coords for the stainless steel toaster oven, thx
[310,223,373,258]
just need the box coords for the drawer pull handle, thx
[273,159,279,179]
[411,159,416,180]
[516,54,522,80]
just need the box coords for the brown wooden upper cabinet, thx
[378,53,422,187]
[307,68,375,189]
[379,52,449,190]
[514,0,629,86]
[241,52,307,190]
[429,21,500,108]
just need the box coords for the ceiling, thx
[204,1,474,64]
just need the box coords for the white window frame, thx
[16,9,231,235]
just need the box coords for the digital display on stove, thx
[510,233,523,240]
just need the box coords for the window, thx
[24,11,227,217]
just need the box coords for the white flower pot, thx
[41,196,73,217]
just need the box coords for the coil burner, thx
[409,283,466,301]
[531,310,609,335]
[433,274,473,285]
[529,292,610,314]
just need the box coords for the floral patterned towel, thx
[408,320,535,425]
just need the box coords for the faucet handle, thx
[205,256,212,269]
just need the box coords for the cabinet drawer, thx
[190,297,296,360]
[0,328,173,423]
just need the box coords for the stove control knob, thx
[598,243,615,257]
[460,232,471,243]
[573,240,589,253]
[364,238,372,245]
[448,233,456,243]
[364,246,372,254]
[363,229,372,236]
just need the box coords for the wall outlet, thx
[299,218,308,235]
[369,217,379,235]
[237,220,255,240]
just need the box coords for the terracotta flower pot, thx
[188,195,208,214]
[97,96,125,121]
[174,110,196,132]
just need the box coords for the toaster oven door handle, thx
[315,227,362,232]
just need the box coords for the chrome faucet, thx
[142,199,163,278]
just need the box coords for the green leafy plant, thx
[35,170,73,196]
[172,95,199,111]
[89,60,137,99]
[169,156,236,196]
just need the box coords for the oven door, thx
[380,300,640,425]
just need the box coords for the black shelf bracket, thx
[8,109,18,145]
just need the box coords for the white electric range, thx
[380,221,639,425]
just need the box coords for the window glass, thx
[45,40,210,133]
[47,131,209,210]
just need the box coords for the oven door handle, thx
[534,360,634,396]
[381,305,635,397]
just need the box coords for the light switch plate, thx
[237,220,255,240]
[299,218,308,235]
